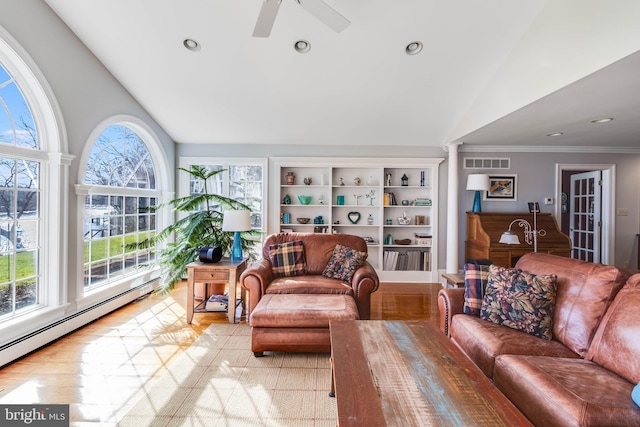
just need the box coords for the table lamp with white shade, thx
[466,174,490,213]
[222,210,251,261]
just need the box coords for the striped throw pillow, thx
[269,240,307,278]
[464,263,490,316]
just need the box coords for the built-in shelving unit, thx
[270,157,443,282]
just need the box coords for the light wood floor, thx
[0,281,442,426]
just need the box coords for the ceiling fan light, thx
[183,39,201,51]
[294,40,311,53]
[405,41,423,55]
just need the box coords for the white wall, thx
[459,150,640,269]
[177,143,452,270]
[0,1,175,310]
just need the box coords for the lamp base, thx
[472,190,483,213]
[231,231,243,261]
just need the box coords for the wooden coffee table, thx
[329,320,533,427]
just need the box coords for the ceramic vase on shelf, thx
[286,172,295,185]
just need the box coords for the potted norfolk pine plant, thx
[128,165,259,293]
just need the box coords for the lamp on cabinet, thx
[466,174,490,213]
[498,202,547,252]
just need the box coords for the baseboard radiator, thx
[0,279,158,368]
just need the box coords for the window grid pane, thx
[0,155,40,319]
[83,125,159,290]
[84,193,157,289]
[0,64,39,149]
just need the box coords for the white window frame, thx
[0,26,71,343]
[75,116,171,310]
[178,156,267,241]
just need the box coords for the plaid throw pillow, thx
[463,263,490,316]
[322,244,368,283]
[268,240,307,278]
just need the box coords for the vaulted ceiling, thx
[43,0,640,150]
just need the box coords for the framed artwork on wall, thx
[484,175,517,201]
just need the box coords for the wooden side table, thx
[186,258,247,324]
[441,272,465,288]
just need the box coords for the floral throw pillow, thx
[268,240,307,278]
[463,263,491,316]
[480,264,558,340]
[322,244,368,283]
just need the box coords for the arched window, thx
[82,123,160,290]
[0,63,41,319]
[0,27,68,333]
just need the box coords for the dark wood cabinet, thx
[465,212,571,267]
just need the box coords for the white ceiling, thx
[43,0,640,150]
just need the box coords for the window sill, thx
[76,268,161,311]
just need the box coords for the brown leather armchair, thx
[240,232,379,319]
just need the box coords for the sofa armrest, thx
[240,259,273,316]
[351,261,380,320]
[437,288,465,337]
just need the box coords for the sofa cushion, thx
[265,275,354,295]
[268,240,307,277]
[322,244,368,283]
[451,314,578,378]
[480,264,558,340]
[463,263,490,316]
[250,294,359,328]
[586,273,640,384]
[494,354,640,427]
[515,253,629,357]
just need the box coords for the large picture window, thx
[180,158,266,256]
[0,63,42,320]
[83,124,158,290]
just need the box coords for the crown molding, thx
[456,144,640,154]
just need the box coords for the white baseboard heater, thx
[0,279,158,368]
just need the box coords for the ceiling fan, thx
[253,0,350,38]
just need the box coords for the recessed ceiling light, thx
[405,41,423,55]
[546,132,564,137]
[294,40,311,54]
[590,117,614,124]
[183,39,201,51]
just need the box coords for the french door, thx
[569,171,601,262]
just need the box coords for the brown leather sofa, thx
[438,253,640,427]
[240,233,379,354]
[241,232,379,319]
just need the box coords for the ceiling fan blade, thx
[296,0,350,33]
[253,0,282,38]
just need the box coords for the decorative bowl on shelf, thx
[298,195,312,205]
[397,216,411,225]
[297,217,310,224]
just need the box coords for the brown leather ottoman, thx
[249,293,360,356]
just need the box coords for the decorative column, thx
[444,142,462,274]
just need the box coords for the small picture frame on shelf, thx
[415,215,426,225]
[313,226,328,233]
[484,175,517,201]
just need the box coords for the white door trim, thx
[555,164,615,265]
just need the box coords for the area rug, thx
[117,323,336,426]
